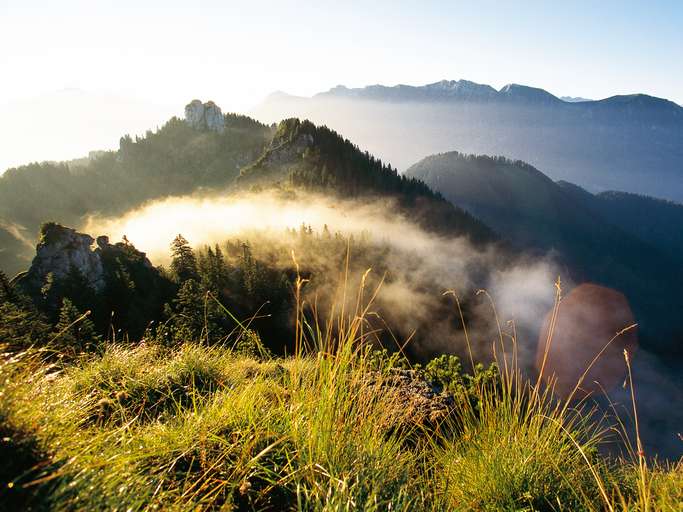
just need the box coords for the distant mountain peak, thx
[262,90,309,106]
[266,90,295,100]
[498,84,561,103]
[267,80,680,112]
[425,79,498,98]
[315,80,565,104]
[596,93,682,112]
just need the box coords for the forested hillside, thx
[558,183,683,261]
[406,151,683,356]
[240,118,495,244]
[0,112,499,277]
[255,80,683,201]
[0,113,508,361]
[0,114,272,274]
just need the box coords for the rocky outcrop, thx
[184,100,225,132]
[261,131,314,167]
[12,222,172,338]
[16,223,154,301]
[20,223,106,293]
[237,119,315,187]
[240,119,315,178]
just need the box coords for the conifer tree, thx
[170,278,229,343]
[198,244,229,293]
[170,235,198,283]
[0,302,51,349]
[52,298,100,353]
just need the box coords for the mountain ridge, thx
[0,106,499,276]
[271,79,682,111]
[405,150,683,355]
[239,118,497,244]
[254,80,683,201]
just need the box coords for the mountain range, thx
[253,79,683,202]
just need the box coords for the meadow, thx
[1,276,680,511]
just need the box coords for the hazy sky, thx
[1,0,681,170]
[2,0,682,109]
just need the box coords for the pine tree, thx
[170,279,228,343]
[52,298,100,353]
[170,235,198,283]
[198,245,228,293]
[172,279,205,341]
[0,301,51,349]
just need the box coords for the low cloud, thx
[84,187,681,458]
[84,188,563,363]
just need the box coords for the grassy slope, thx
[1,307,680,511]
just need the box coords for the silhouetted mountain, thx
[406,151,683,355]
[254,80,683,202]
[557,183,683,261]
[497,84,562,104]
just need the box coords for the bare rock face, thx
[25,223,106,292]
[258,132,314,170]
[16,223,155,301]
[244,119,315,175]
[236,119,316,189]
[184,99,225,133]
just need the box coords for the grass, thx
[0,276,681,510]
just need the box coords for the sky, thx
[1,0,682,170]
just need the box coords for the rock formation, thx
[184,99,225,132]
[15,223,154,302]
[20,223,106,293]
[237,119,315,187]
